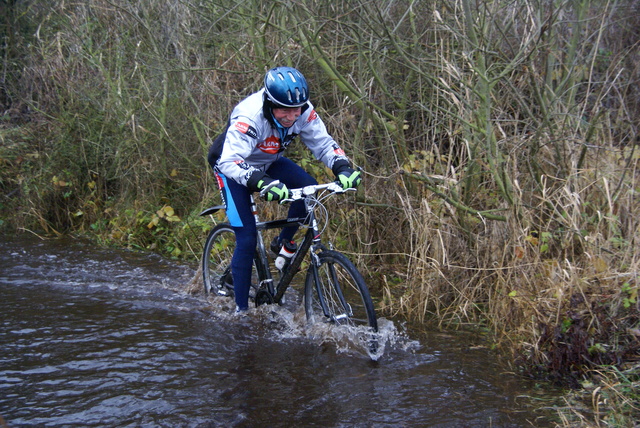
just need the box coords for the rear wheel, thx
[202,223,259,297]
[304,250,378,333]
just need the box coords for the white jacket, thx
[216,89,349,187]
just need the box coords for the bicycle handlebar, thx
[259,180,355,203]
[286,182,348,201]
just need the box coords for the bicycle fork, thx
[309,249,354,323]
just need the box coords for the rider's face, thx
[272,106,301,127]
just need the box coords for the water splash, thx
[171,269,425,360]
[195,289,419,360]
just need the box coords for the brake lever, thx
[328,183,357,194]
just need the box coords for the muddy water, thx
[0,234,557,427]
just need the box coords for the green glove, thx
[336,168,362,189]
[258,178,291,202]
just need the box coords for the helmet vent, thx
[264,66,309,107]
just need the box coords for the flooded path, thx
[0,234,557,427]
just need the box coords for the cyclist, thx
[207,66,362,313]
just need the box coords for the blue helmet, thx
[264,66,309,107]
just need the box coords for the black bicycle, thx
[199,181,378,339]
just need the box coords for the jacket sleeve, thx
[216,117,266,188]
[298,108,350,171]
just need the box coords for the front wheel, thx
[202,223,259,296]
[304,250,378,333]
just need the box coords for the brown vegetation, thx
[1,0,639,424]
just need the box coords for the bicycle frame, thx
[252,193,324,304]
[201,182,378,349]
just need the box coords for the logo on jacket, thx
[234,160,251,170]
[258,136,281,154]
[235,122,258,139]
[332,143,345,156]
[307,109,317,122]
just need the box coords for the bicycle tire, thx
[304,250,378,332]
[202,223,259,296]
